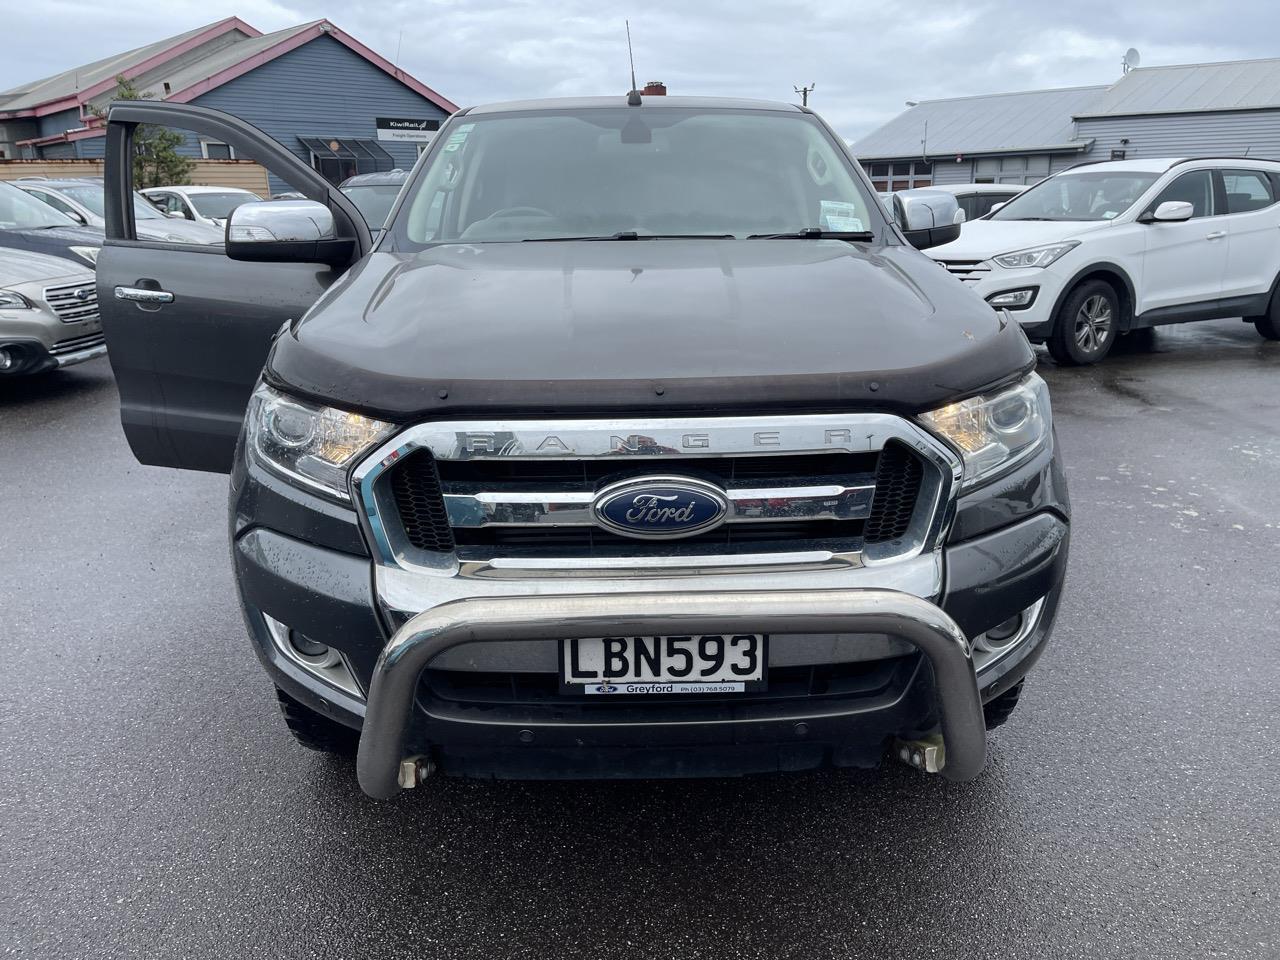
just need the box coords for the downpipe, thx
[356,588,987,799]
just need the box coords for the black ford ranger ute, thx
[97,97,1069,799]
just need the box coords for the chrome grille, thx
[50,331,105,355]
[355,415,962,575]
[936,259,991,282]
[44,281,99,324]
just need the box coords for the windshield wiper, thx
[747,228,875,241]
[525,232,734,241]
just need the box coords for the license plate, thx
[560,635,767,695]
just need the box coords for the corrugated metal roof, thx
[0,20,250,112]
[141,23,321,98]
[852,85,1107,160]
[1076,58,1280,117]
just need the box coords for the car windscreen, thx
[395,107,881,243]
[188,192,257,219]
[341,184,402,229]
[0,182,78,230]
[990,171,1159,222]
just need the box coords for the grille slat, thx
[50,331,106,355]
[44,282,99,324]
[935,259,990,283]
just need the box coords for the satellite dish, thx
[1123,48,1141,72]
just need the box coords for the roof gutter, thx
[856,140,1094,161]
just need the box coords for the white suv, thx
[929,158,1280,364]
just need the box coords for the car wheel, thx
[275,686,358,754]
[983,679,1024,730]
[1250,287,1280,341]
[1047,280,1119,365]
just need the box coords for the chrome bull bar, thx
[356,588,987,799]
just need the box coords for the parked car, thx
[98,97,1069,798]
[16,178,223,244]
[0,180,102,268]
[930,157,1280,364]
[339,169,407,232]
[926,183,1027,223]
[883,184,1026,226]
[139,185,260,228]
[0,247,103,375]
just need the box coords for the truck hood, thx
[930,219,1111,261]
[269,239,1034,420]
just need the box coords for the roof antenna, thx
[626,20,641,105]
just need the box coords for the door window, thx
[1221,170,1275,213]
[1149,171,1215,218]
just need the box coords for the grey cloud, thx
[2,0,1277,139]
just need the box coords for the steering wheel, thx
[485,206,555,220]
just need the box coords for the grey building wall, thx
[1075,109,1280,160]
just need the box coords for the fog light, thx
[289,632,330,658]
[262,613,365,701]
[986,288,1037,309]
[973,597,1047,673]
[0,348,13,371]
[983,614,1023,647]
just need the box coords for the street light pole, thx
[793,83,815,107]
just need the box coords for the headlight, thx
[919,373,1052,488]
[0,290,33,309]
[246,384,394,501]
[69,245,100,266]
[992,241,1078,269]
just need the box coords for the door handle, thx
[114,286,174,304]
[1205,231,1226,240]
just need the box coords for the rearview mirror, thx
[990,201,1007,214]
[894,189,962,249]
[226,199,354,265]
[1148,200,1194,223]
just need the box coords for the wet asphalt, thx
[2,319,1278,959]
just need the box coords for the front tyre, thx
[1048,280,1119,365]
[983,680,1024,730]
[1250,287,1280,340]
[275,686,358,754]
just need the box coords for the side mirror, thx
[226,199,354,266]
[894,189,962,249]
[1145,200,1194,223]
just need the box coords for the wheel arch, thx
[1048,262,1137,334]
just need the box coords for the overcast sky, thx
[4,0,1279,141]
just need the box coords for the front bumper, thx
[953,266,1066,340]
[356,589,986,799]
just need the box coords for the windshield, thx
[48,184,163,220]
[991,171,1159,222]
[188,192,257,219]
[341,184,402,229]
[0,182,77,230]
[396,107,879,243]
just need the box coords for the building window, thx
[974,155,1050,186]
[200,140,235,160]
[868,160,932,192]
